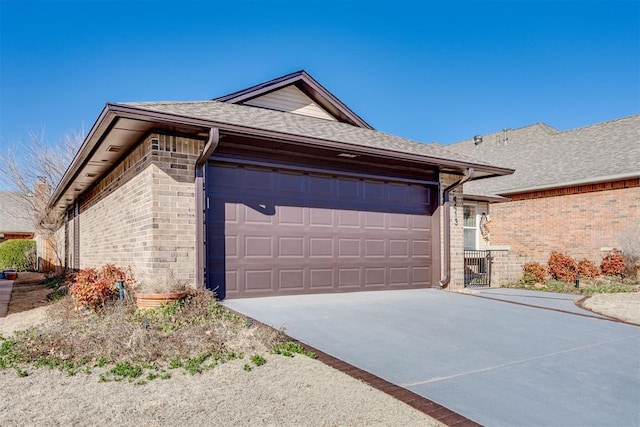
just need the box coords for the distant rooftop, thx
[0,191,34,234]
[447,114,640,197]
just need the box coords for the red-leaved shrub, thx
[600,251,625,277]
[576,258,600,279]
[522,262,547,285]
[69,264,135,310]
[548,252,577,283]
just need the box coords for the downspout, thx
[439,168,474,289]
[195,128,220,288]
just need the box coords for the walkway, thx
[0,279,13,317]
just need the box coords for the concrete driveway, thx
[225,288,640,426]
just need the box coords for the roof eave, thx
[497,172,640,196]
[49,105,117,209]
[50,103,514,212]
[109,104,514,176]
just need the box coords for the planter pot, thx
[3,270,17,280]
[135,292,187,309]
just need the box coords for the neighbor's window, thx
[463,205,476,250]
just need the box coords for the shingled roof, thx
[122,99,510,171]
[447,114,640,197]
[51,71,516,213]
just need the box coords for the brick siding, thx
[488,180,639,285]
[61,133,204,286]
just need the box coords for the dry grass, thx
[1,290,283,377]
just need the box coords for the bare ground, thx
[579,292,640,325]
[7,272,51,315]
[0,356,441,427]
[0,276,443,427]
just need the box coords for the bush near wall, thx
[69,264,136,311]
[601,251,625,277]
[0,239,36,271]
[548,252,577,283]
[521,262,547,285]
[576,258,600,279]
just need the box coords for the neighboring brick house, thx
[47,71,512,297]
[447,114,640,285]
[0,192,34,243]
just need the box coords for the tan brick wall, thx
[71,133,204,286]
[147,134,204,284]
[439,173,465,290]
[488,249,527,286]
[78,137,155,278]
[488,182,640,285]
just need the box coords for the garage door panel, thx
[365,268,385,287]
[225,271,238,293]
[244,270,273,293]
[364,211,385,228]
[338,210,360,227]
[244,236,273,257]
[412,214,430,231]
[309,208,333,226]
[279,270,304,290]
[388,213,409,229]
[412,240,431,257]
[412,267,431,285]
[336,178,360,199]
[390,267,409,285]
[309,238,333,257]
[276,171,305,195]
[278,237,304,257]
[364,239,385,257]
[243,168,274,192]
[308,175,333,197]
[277,206,304,225]
[244,205,274,224]
[207,163,436,298]
[338,238,360,257]
[310,269,333,288]
[338,268,361,287]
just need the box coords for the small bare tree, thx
[617,225,640,278]
[0,128,83,270]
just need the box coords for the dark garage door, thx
[206,162,437,298]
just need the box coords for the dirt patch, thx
[578,292,640,325]
[7,272,51,315]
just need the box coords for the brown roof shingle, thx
[447,114,640,196]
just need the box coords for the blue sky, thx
[1,0,638,153]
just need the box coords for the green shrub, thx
[548,252,577,283]
[0,239,36,271]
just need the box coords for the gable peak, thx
[214,70,373,129]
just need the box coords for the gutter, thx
[195,128,220,288]
[439,168,474,289]
[196,128,220,169]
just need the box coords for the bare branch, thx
[1,128,84,271]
